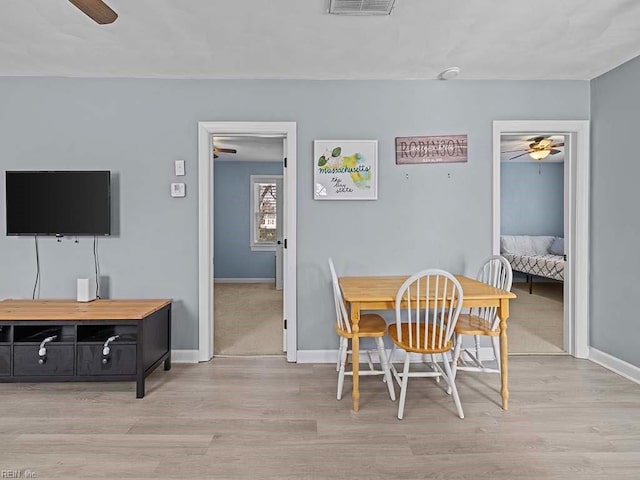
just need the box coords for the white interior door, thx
[280,137,286,351]
[275,176,284,291]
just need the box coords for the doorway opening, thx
[492,120,589,359]
[198,122,297,362]
[499,133,566,354]
[213,138,284,356]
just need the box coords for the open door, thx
[279,138,286,351]
[275,176,284,292]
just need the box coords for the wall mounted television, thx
[5,171,111,236]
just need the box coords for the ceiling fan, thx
[503,136,565,161]
[68,0,118,25]
[213,146,237,159]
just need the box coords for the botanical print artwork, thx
[314,141,377,200]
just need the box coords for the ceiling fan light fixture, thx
[529,149,551,160]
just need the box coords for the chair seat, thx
[335,313,387,338]
[388,323,453,354]
[454,314,499,337]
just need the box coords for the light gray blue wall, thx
[500,162,564,236]
[591,56,640,368]
[213,161,282,279]
[0,78,589,350]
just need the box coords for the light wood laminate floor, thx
[1,356,639,479]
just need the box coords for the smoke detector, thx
[439,67,461,80]
[329,0,398,15]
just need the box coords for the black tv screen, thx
[5,171,111,236]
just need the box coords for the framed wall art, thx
[395,135,468,164]
[313,140,378,200]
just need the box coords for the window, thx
[250,175,281,251]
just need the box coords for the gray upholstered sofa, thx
[500,235,565,293]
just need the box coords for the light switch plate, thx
[171,183,186,197]
[174,159,185,176]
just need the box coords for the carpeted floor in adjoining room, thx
[508,281,564,354]
[213,283,283,356]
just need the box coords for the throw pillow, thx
[549,237,565,255]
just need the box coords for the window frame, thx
[249,174,282,251]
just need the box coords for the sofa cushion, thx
[530,235,555,255]
[501,235,555,255]
[501,235,531,254]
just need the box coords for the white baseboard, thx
[171,349,200,363]
[296,350,340,363]
[214,278,275,284]
[589,347,640,385]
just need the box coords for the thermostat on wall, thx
[171,183,186,198]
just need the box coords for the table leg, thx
[499,298,510,410]
[351,302,361,412]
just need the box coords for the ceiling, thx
[2,1,640,80]
[501,135,565,163]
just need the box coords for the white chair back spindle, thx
[395,269,463,351]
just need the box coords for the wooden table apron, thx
[338,275,516,412]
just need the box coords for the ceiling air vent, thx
[329,0,398,15]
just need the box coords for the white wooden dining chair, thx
[388,269,464,419]
[450,255,513,385]
[328,258,395,402]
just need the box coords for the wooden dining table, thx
[338,275,517,412]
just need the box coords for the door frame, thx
[198,122,297,362]
[492,120,589,359]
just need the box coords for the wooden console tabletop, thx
[0,299,171,321]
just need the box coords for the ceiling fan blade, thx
[509,152,530,160]
[549,149,561,155]
[213,153,219,159]
[526,136,547,144]
[68,0,118,25]
[550,142,565,148]
[214,147,237,154]
[501,148,529,153]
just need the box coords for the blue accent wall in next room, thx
[213,161,282,279]
[500,162,564,236]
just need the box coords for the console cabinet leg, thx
[136,321,145,398]
[164,304,172,371]
[136,377,145,398]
